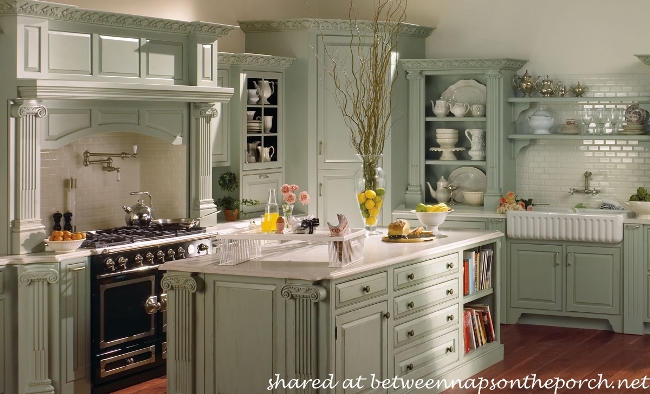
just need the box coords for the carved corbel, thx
[281,284,327,302]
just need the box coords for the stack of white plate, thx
[247,120,262,133]
[619,124,645,135]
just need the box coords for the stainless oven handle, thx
[70,266,86,272]
[99,345,156,378]
[160,293,167,312]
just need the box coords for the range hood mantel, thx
[18,79,234,102]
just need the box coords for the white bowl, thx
[436,129,458,135]
[625,201,650,219]
[436,137,458,148]
[45,239,84,253]
[463,191,485,206]
[411,209,453,235]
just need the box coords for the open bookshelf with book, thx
[461,243,499,357]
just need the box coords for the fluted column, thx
[281,284,327,393]
[161,275,199,394]
[10,99,48,254]
[189,103,219,226]
[404,71,425,209]
[484,70,503,207]
[18,264,59,394]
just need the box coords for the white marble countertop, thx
[392,205,505,219]
[161,228,504,281]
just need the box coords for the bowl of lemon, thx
[45,230,86,252]
[411,203,453,235]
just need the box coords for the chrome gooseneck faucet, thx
[569,171,600,195]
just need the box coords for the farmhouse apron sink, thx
[506,208,629,243]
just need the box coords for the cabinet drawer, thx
[240,171,282,214]
[335,272,388,308]
[394,304,458,348]
[394,278,459,319]
[394,253,459,290]
[393,329,459,383]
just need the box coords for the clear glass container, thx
[261,189,279,233]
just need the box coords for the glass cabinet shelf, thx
[507,133,650,157]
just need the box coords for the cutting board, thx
[381,235,436,243]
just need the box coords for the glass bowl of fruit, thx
[411,203,453,235]
[45,230,86,252]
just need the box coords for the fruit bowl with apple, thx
[411,203,453,235]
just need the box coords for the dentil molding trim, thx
[239,19,434,38]
[218,52,295,69]
[0,0,235,37]
[400,58,528,71]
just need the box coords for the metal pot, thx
[123,191,153,226]
[150,210,220,229]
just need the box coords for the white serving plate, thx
[448,166,487,203]
[441,79,486,106]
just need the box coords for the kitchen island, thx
[161,228,504,393]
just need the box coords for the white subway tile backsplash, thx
[41,132,186,232]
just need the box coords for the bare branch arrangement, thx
[319,0,407,170]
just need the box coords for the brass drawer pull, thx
[384,312,390,319]
[407,273,414,280]
[407,330,415,337]
[258,174,269,179]
[71,266,86,272]
[447,314,454,321]
[446,288,454,295]
[362,285,370,293]
[446,346,454,353]
[406,363,414,371]
[407,301,415,309]
[447,262,454,269]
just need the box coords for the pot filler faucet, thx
[569,171,600,195]
[83,144,138,181]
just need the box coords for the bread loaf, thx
[387,219,410,239]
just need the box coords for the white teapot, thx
[449,102,469,117]
[427,176,451,203]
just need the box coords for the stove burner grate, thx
[81,225,206,248]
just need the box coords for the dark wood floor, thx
[118,324,650,394]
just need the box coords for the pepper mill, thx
[53,212,62,231]
[63,212,73,232]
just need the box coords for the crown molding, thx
[0,0,236,38]
[17,79,234,103]
[218,52,295,69]
[239,18,434,38]
[400,58,528,71]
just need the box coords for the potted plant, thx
[215,171,260,221]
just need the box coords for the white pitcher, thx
[465,129,486,161]
[257,146,275,162]
[253,80,275,104]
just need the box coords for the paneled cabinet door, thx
[318,170,362,229]
[335,301,389,394]
[212,69,230,166]
[241,171,282,215]
[509,243,563,311]
[566,246,620,315]
[59,257,90,393]
[0,266,5,394]
[440,219,486,231]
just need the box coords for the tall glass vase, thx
[354,154,386,235]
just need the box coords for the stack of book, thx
[463,304,495,354]
[462,248,493,295]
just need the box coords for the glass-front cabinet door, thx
[243,72,282,171]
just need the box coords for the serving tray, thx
[381,235,436,243]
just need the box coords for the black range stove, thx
[88,225,212,394]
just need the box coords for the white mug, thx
[471,104,486,117]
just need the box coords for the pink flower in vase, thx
[290,184,299,192]
[284,192,297,204]
[280,184,291,194]
[299,191,310,205]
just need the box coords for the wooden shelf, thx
[426,116,486,122]
[425,160,486,166]
[463,287,493,303]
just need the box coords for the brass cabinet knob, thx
[447,288,454,295]
[384,312,390,319]
[447,314,454,321]
[407,273,414,280]
[446,346,454,353]
[406,363,414,371]
[362,285,371,293]
[407,301,415,309]
[447,262,454,269]
[407,330,415,337]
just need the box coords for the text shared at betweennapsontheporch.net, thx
[267,374,650,393]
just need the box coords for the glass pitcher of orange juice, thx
[261,189,279,233]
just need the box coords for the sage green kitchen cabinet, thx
[335,302,389,394]
[0,266,6,394]
[398,59,527,211]
[216,53,294,216]
[212,69,231,166]
[58,257,91,394]
[239,20,432,226]
[508,242,622,332]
